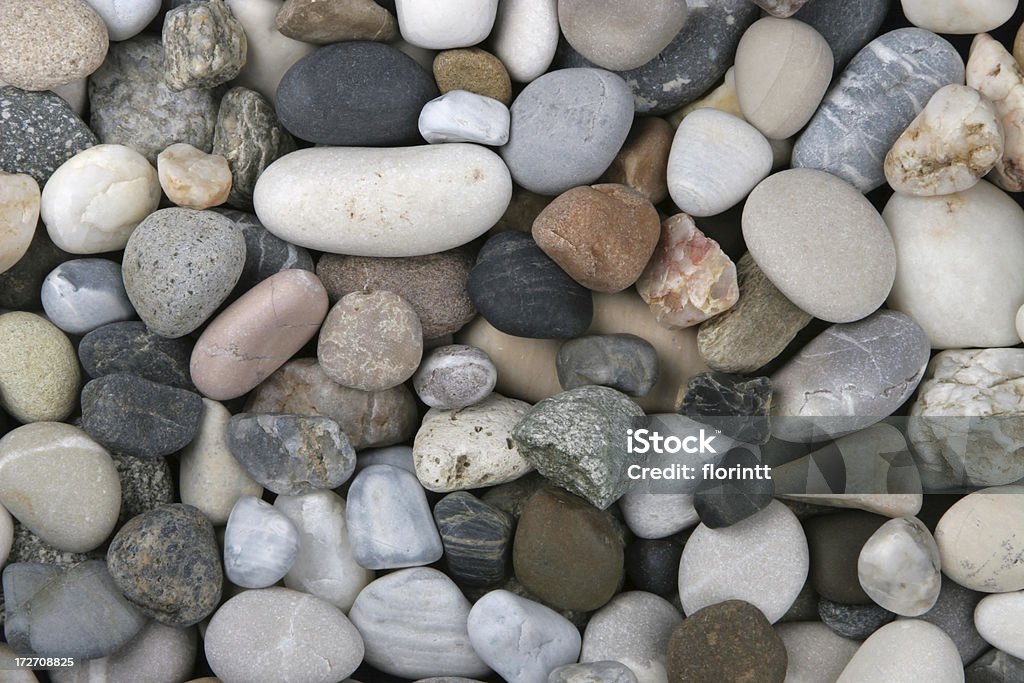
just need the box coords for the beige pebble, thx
[600,117,673,204]
[276,0,398,44]
[158,143,233,210]
[0,312,80,423]
[966,33,1024,192]
[191,269,329,401]
[0,172,40,275]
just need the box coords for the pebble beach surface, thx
[3,1,1024,682]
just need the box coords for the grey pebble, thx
[549,662,639,683]
[794,0,891,70]
[0,86,97,185]
[111,451,175,526]
[163,0,247,91]
[556,334,658,397]
[78,321,197,391]
[966,649,1024,683]
[214,208,313,291]
[413,344,497,409]
[818,598,895,640]
[41,259,135,336]
[902,575,989,664]
[0,229,71,311]
[433,491,513,588]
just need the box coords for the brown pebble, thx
[433,48,513,105]
[601,117,674,204]
[275,0,398,44]
[491,186,553,234]
[532,183,661,293]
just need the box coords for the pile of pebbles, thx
[2,0,1024,681]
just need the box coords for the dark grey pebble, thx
[557,334,658,397]
[433,491,513,588]
[794,0,891,70]
[78,321,197,391]
[818,597,895,640]
[677,372,772,445]
[214,208,314,292]
[111,451,175,526]
[966,649,1024,683]
[624,537,684,598]
[0,86,97,185]
[694,448,774,528]
[0,229,71,310]
[909,575,989,664]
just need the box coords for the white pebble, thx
[836,620,964,683]
[966,33,1024,192]
[419,90,510,145]
[490,0,559,82]
[157,143,233,210]
[0,172,39,276]
[396,0,499,49]
[974,590,1024,659]
[83,0,162,41]
[223,495,300,589]
[901,0,1017,34]
[857,517,941,617]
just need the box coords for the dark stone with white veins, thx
[434,491,513,588]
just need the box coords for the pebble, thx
[696,253,812,374]
[0,504,11,567]
[5,520,97,567]
[205,587,364,683]
[792,28,964,193]
[885,180,1024,348]
[83,0,161,41]
[908,576,989,664]
[79,321,196,390]
[225,413,356,495]
[0,86,97,185]
[770,311,930,442]
[433,48,512,105]
[216,209,313,291]
[743,168,897,323]
[318,290,423,392]
[902,0,1017,34]
[245,358,418,450]
[679,500,809,623]
[694,449,775,528]
[934,486,1024,593]
[279,42,438,146]
[734,17,833,140]
[580,591,681,683]
[191,269,328,400]
[514,486,623,610]
[858,517,942,617]
[805,510,888,604]
[162,0,247,91]
[469,231,594,339]
[637,213,739,329]
[433,492,513,588]
[106,503,222,627]
[275,0,398,44]
[668,109,773,217]
[965,34,1024,192]
[111,450,174,525]
[0,422,120,553]
[975,591,1024,659]
[677,372,772,445]
[775,622,860,683]
[316,250,474,340]
[51,621,198,683]
[0,0,108,91]
[254,145,511,256]
[396,0,498,49]
[792,0,889,69]
[419,90,510,146]
[490,0,558,82]
[624,538,683,598]
[223,495,299,588]
[619,490,698,540]
[212,88,294,211]
[557,0,688,71]
[836,620,964,683]
[513,386,645,509]
[274,489,373,612]
[81,373,203,458]
[346,464,444,569]
[0,173,39,276]
[557,334,658,397]
[967,649,1024,682]
[532,183,661,293]
[752,0,811,16]
[3,560,146,660]
[818,599,896,640]
[88,36,220,163]
[358,445,417,474]
[600,117,673,204]
[349,567,489,678]
[666,600,787,683]
[40,144,161,254]
[413,345,497,409]
[122,208,246,338]
[550,662,638,683]
[413,393,532,491]
[886,85,1003,196]
[225,0,315,104]
[500,68,634,195]
[467,589,581,683]
[0,312,81,424]
[40,259,134,335]
[157,143,233,210]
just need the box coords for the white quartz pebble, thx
[158,143,233,210]
[490,0,559,82]
[0,172,39,276]
[974,590,1024,659]
[901,0,1018,34]
[396,0,498,49]
[419,90,510,145]
[83,0,162,41]
[966,33,1024,193]
[857,517,942,617]
[223,495,300,589]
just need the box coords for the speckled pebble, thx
[413,344,497,409]
[0,312,81,424]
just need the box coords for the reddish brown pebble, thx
[532,183,661,293]
[190,269,329,400]
[600,117,674,204]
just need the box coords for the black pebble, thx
[79,321,196,390]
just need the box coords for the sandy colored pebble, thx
[0,312,80,423]
[158,143,233,210]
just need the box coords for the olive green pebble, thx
[0,311,80,423]
[433,48,513,105]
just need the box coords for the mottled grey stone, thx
[163,0,247,91]
[818,598,895,640]
[226,413,356,495]
[434,491,513,588]
[81,373,203,458]
[212,88,296,210]
[549,661,639,683]
[7,522,97,567]
[413,345,497,410]
[966,649,1024,683]
[41,259,135,336]
[902,575,989,664]
[0,229,71,310]
[122,208,246,338]
[0,86,96,186]
[553,0,758,115]
[78,321,196,391]
[106,504,222,627]
[678,371,772,445]
[512,386,646,509]
[792,28,965,193]
[771,310,931,442]
[557,334,658,397]
[500,68,634,195]
[89,36,220,163]
[214,209,313,291]
[111,452,175,526]
[794,0,891,69]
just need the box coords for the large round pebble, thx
[0,312,81,423]
[41,259,134,335]
[934,486,1024,593]
[50,621,198,683]
[556,334,658,397]
[836,620,964,683]
[902,0,1017,34]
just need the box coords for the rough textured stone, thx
[433,48,512,105]
[275,0,398,44]
[0,87,97,185]
[557,334,658,398]
[677,372,771,445]
[513,386,645,509]
[805,510,888,605]
[106,504,222,627]
[157,143,233,210]
[89,36,220,163]
[965,34,1024,193]
[693,448,775,529]
[751,0,811,16]
[434,491,513,587]
[413,345,497,409]
[557,0,687,72]
[163,0,247,91]
[0,312,81,424]
[580,591,681,683]
[0,172,39,276]
[934,486,1024,593]
[111,451,174,526]
[666,600,787,683]
[513,486,624,611]
[818,599,895,640]
[532,184,660,293]
[79,321,196,390]
[81,373,203,458]
[550,662,638,683]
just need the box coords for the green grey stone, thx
[163,0,247,91]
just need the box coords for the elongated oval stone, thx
[253,145,512,256]
[793,28,965,193]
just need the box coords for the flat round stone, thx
[79,321,196,390]
[835,620,964,683]
[413,344,497,409]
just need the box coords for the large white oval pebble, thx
[836,620,963,683]
[396,0,498,49]
[901,0,1018,34]
[974,590,1024,659]
[490,0,559,82]
[254,144,512,256]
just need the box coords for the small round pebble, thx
[818,598,896,640]
[41,258,135,335]
[434,491,514,588]
[418,90,510,146]
[557,334,658,397]
[157,143,233,210]
[0,311,81,424]
[413,344,497,409]
[858,516,942,617]
[396,0,498,50]
[433,48,512,105]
